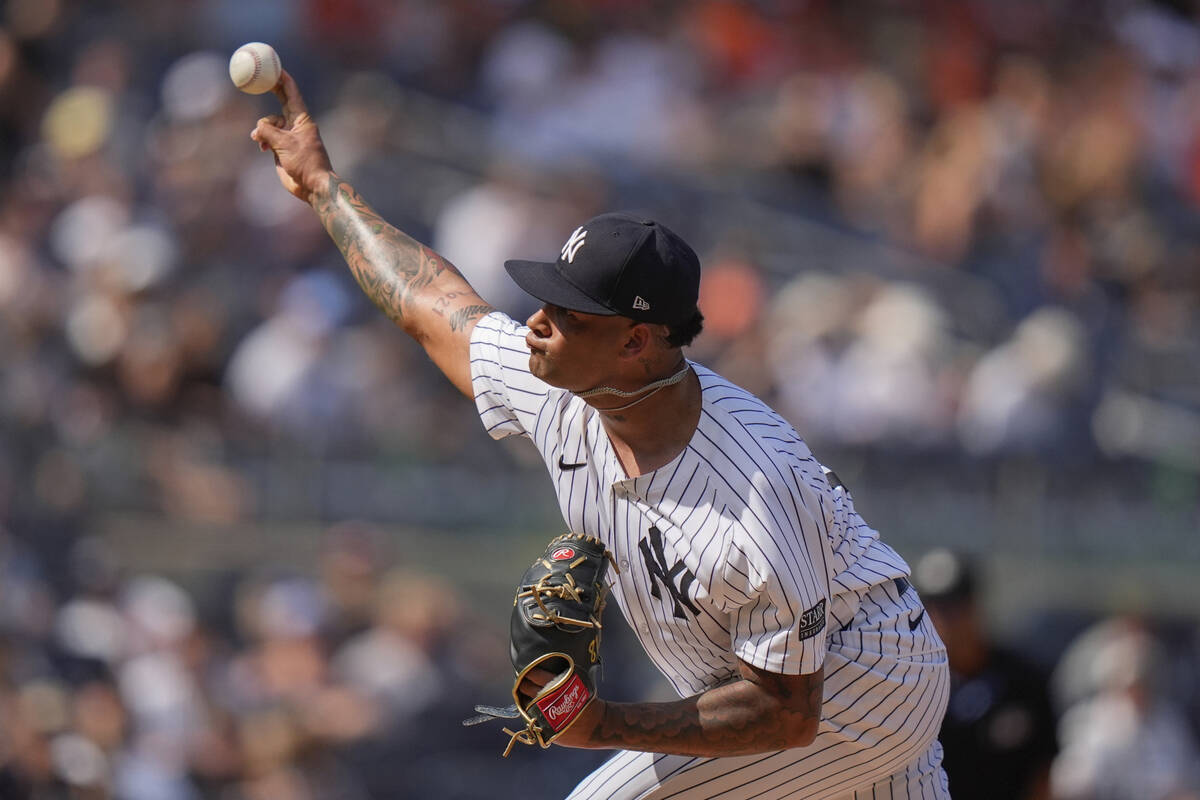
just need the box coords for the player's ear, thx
[620,322,652,358]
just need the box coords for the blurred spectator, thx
[956,307,1092,456]
[691,252,771,395]
[314,520,388,649]
[1051,617,1200,800]
[432,160,601,321]
[913,548,1058,800]
[766,274,961,448]
[330,568,447,724]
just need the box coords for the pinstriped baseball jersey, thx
[471,312,912,694]
[470,312,950,798]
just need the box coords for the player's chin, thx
[528,352,582,392]
[528,352,555,382]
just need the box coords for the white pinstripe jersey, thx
[470,312,913,697]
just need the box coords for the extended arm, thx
[548,660,823,757]
[251,71,493,397]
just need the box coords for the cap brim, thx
[504,260,617,316]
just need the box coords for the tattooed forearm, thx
[591,698,710,752]
[313,175,491,332]
[585,671,821,757]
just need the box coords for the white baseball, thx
[229,42,281,95]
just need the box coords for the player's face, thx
[524,304,635,391]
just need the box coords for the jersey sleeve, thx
[716,474,830,676]
[469,311,551,440]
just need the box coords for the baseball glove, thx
[464,533,617,756]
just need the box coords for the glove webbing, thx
[518,572,602,629]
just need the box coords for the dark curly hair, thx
[664,309,704,348]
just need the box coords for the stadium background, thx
[1,0,1198,797]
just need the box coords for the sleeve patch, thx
[796,599,826,640]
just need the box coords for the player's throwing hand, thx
[250,70,333,204]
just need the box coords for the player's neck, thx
[592,367,702,478]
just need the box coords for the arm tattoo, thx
[449,304,494,331]
[313,175,491,331]
[588,673,820,757]
[592,699,710,751]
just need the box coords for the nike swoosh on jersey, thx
[558,456,587,471]
[908,609,925,631]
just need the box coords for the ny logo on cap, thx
[561,226,587,264]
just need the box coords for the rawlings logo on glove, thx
[537,673,589,729]
[463,533,617,756]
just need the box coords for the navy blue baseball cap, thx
[504,212,701,325]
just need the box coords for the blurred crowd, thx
[2,0,1200,525]
[4,524,1200,799]
[1,0,1200,798]
[0,522,624,799]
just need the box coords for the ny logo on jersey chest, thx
[639,526,700,619]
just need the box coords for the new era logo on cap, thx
[504,212,700,325]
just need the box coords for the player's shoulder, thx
[693,362,813,459]
[470,309,527,341]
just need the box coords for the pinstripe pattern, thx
[470,313,951,798]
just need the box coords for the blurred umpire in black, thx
[913,549,1058,800]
